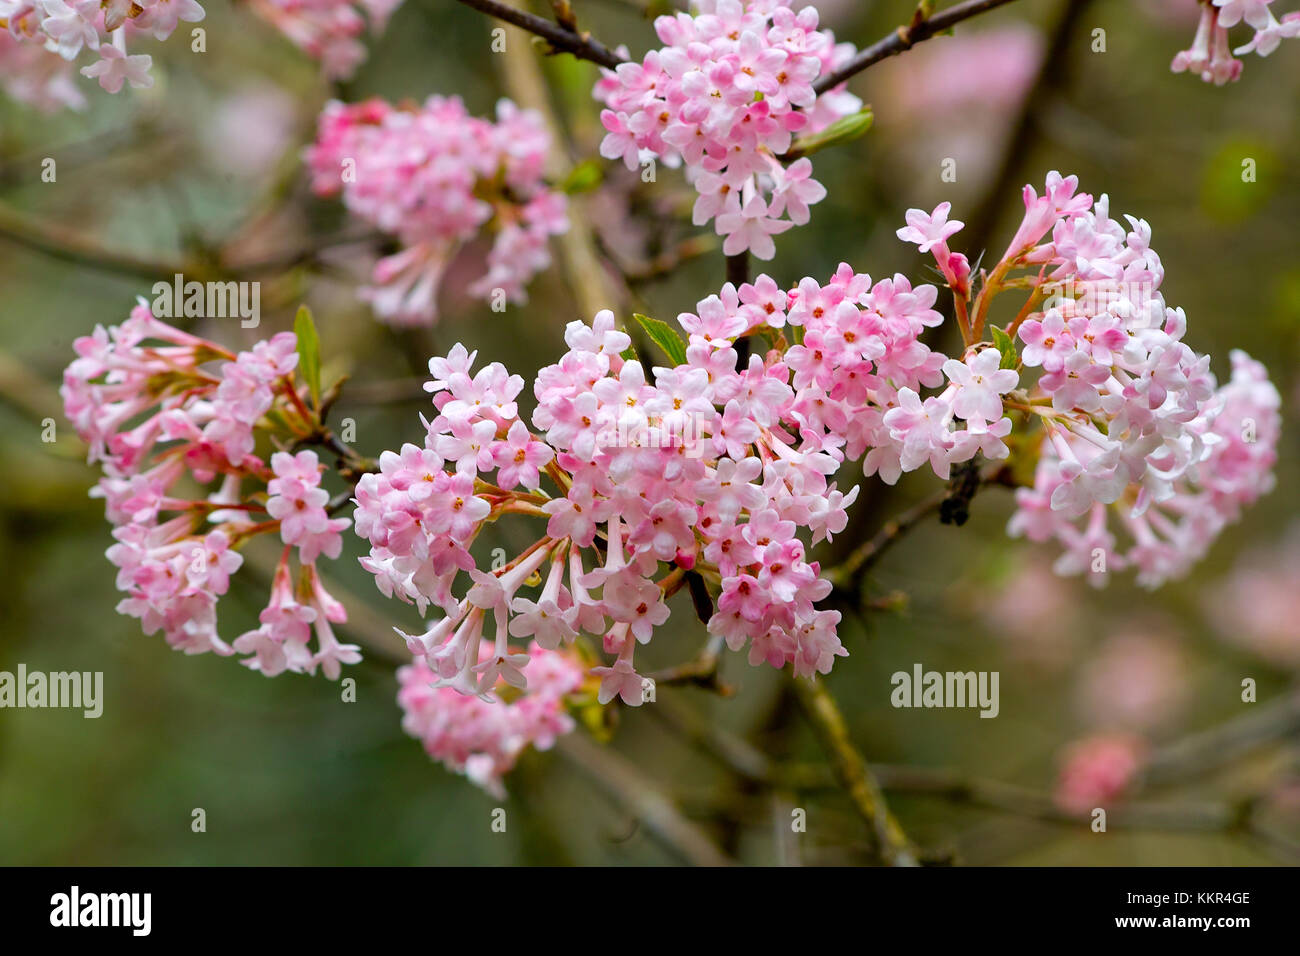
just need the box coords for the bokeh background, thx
[1,0,1297,865]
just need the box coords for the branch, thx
[813,0,1024,94]
[454,0,626,69]
[494,0,627,319]
[1142,685,1300,787]
[792,676,918,865]
[556,732,737,866]
[0,201,187,280]
[825,489,946,594]
[825,465,1015,595]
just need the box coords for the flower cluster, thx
[356,239,1040,704]
[0,0,205,94]
[246,0,403,80]
[306,96,570,326]
[396,642,586,796]
[1172,0,1300,84]
[0,23,83,110]
[901,173,1281,589]
[60,302,360,677]
[593,0,862,259]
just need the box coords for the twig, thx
[556,732,736,865]
[0,201,188,280]
[813,0,1025,94]
[792,676,918,865]
[454,0,626,69]
[824,489,946,596]
[1142,685,1300,787]
[494,0,625,319]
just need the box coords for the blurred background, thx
[0,0,1297,865]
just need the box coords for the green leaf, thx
[294,305,322,410]
[990,325,1018,370]
[788,108,873,158]
[560,159,603,194]
[631,312,689,367]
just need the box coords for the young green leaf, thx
[787,107,874,159]
[294,305,322,410]
[631,312,689,367]
[560,159,603,194]
[990,325,1019,370]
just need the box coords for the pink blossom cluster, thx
[246,0,403,80]
[1019,348,1281,589]
[306,96,570,326]
[901,173,1280,588]
[354,241,1043,704]
[60,301,360,678]
[0,23,83,109]
[593,0,862,259]
[396,642,585,796]
[1,0,205,95]
[354,308,863,707]
[1172,0,1300,84]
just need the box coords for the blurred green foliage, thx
[0,0,1296,865]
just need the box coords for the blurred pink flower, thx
[976,559,1081,669]
[867,25,1043,120]
[1055,734,1146,814]
[865,25,1043,187]
[1207,524,1300,668]
[1075,631,1188,732]
[204,87,297,179]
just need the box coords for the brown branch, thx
[556,732,736,865]
[0,201,188,280]
[813,0,1025,94]
[793,676,918,865]
[824,489,947,595]
[454,0,626,69]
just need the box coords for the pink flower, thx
[942,349,1019,424]
[306,96,567,324]
[491,420,554,490]
[591,657,648,706]
[80,44,153,94]
[896,201,965,254]
[267,450,350,563]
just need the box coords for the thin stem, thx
[813,0,1024,94]
[793,676,917,865]
[824,489,947,593]
[453,0,626,69]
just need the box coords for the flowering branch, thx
[812,0,1024,94]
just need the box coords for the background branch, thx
[813,0,1025,94]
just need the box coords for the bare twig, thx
[793,677,918,865]
[454,0,626,69]
[813,0,1025,94]
[494,0,625,318]
[556,732,736,865]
